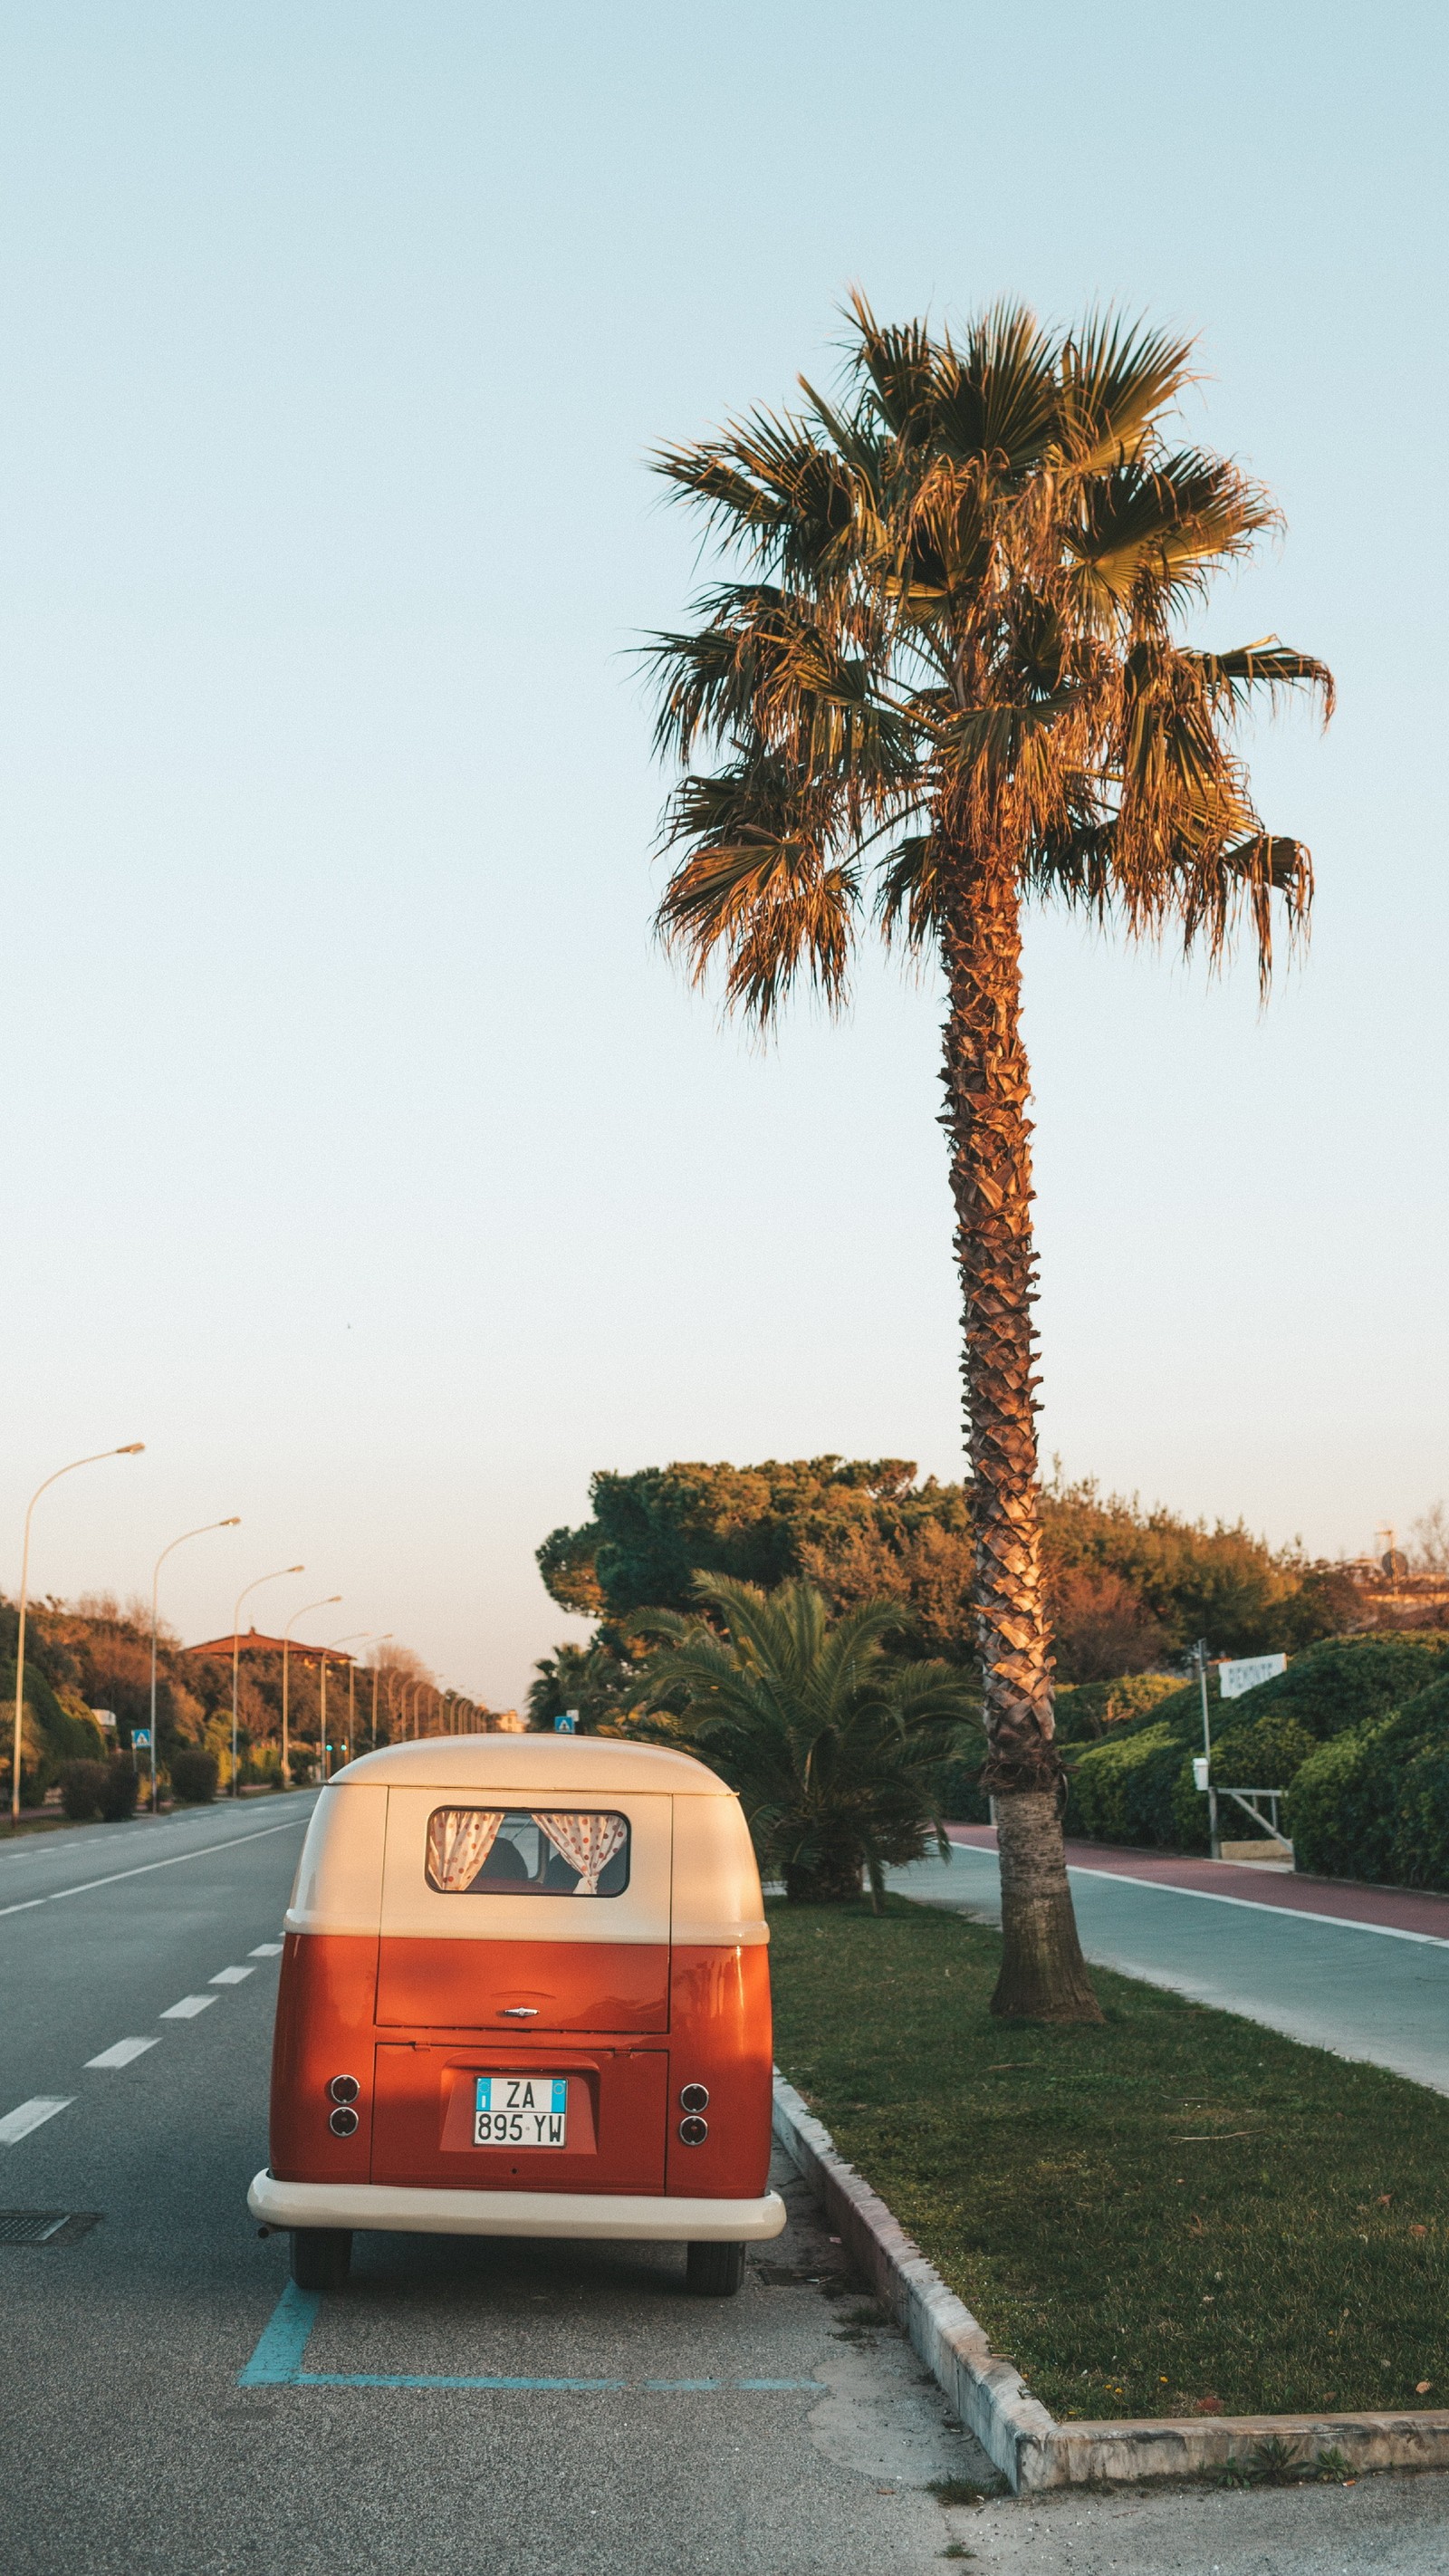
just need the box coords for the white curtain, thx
[427,1807,504,1892]
[531,1810,628,1896]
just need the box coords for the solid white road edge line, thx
[0,2096,75,2145]
[0,1817,311,1921]
[943,1844,1449,1948]
[84,2038,159,2069]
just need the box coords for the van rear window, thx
[426,1808,630,1898]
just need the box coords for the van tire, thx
[686,2240,746,2297]
[290,2227,352,2292]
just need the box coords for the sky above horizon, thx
[3,2,1444,1706]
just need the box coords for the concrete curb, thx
[771,2072,1449,2494]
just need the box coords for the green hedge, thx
[1289,1676,1449,1888]
[1067,1633,1448,1860]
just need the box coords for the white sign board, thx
[1218,1653,1287,1701]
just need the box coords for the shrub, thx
[1290,1676,1449,1887]
[1240,1636,1445,1742]
[58,1759,109,1821]
[169,1746,219,1804]
[98,1757,139,1821]
[1054,1671,1183,1745]
[1067,1724,1190,1848]
[1169,1713,1317,1849]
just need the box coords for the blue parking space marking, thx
[237,2283,820,2393]
[300,2370,629,2390]
[238,2280,321,2383]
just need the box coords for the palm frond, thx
[1055,312,1196,467]
[1188,639,1336,724]
[656,763,860,1021]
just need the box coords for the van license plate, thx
[474,2075,568,2148]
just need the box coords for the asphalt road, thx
[889,1842,1449,2092]
[5,1797,1447,2574]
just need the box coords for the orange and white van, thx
[247,1735,785,2295]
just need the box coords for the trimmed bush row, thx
[1064,1634,1449,1879]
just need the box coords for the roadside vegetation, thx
[536,1456,1364,1697]
[629,1575,978,1903]
[0,1591,447,1820]
[1065,1632,1448,1873]
[770,1895,1449,2421]
[534,1466,1449,1890]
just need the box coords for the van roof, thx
[331,1733,735,1796]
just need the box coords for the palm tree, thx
[645,298,1332,2019]
[635,1576,979,1908]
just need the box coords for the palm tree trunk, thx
[940,843,1101,2023]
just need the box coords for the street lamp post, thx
[149,1517,242,1815]
[282,1597,341,1788]
[367,1639,394,1753]
[10,1444,145,1826]
[319,1631,371,1782]
[229,1565,305,1798]
[355,1638,393,1762]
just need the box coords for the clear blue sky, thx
[3,2,1444,1706]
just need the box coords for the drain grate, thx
[0,2210,101,2247]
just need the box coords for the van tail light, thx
[679,2083,708,2112]
[329,2105,360,2137]
[329,2074,360,2105]
[678,2114,708,2146]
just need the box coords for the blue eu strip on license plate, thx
[474,2074,568,2148]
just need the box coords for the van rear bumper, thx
[248,2169,787,2242]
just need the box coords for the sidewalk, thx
[945,1823,1449,1943]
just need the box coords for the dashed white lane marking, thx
[0,1815,310,1921]
[209,1966,254,1985]
[0,2096,74,2144]
[85,2037,159,2069]
[249,1943,283,1957]
[160,1994,217,2020]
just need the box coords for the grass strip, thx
[768,1894,1449,2423]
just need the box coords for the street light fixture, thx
[282,1597,341,1789]
[10,1444,145,1826]
[229,1565,305,1798]
[149,1518,242,1814]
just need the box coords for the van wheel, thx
[290,2227,352,2292]
[686,2240,746,2298]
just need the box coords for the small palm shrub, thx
[633,1577,980,1906]
[169,1747,219,1805]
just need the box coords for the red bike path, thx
[945,1823,1449,1942]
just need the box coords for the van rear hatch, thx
[375,1936,669,2031]
[373,1785,673,2033]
